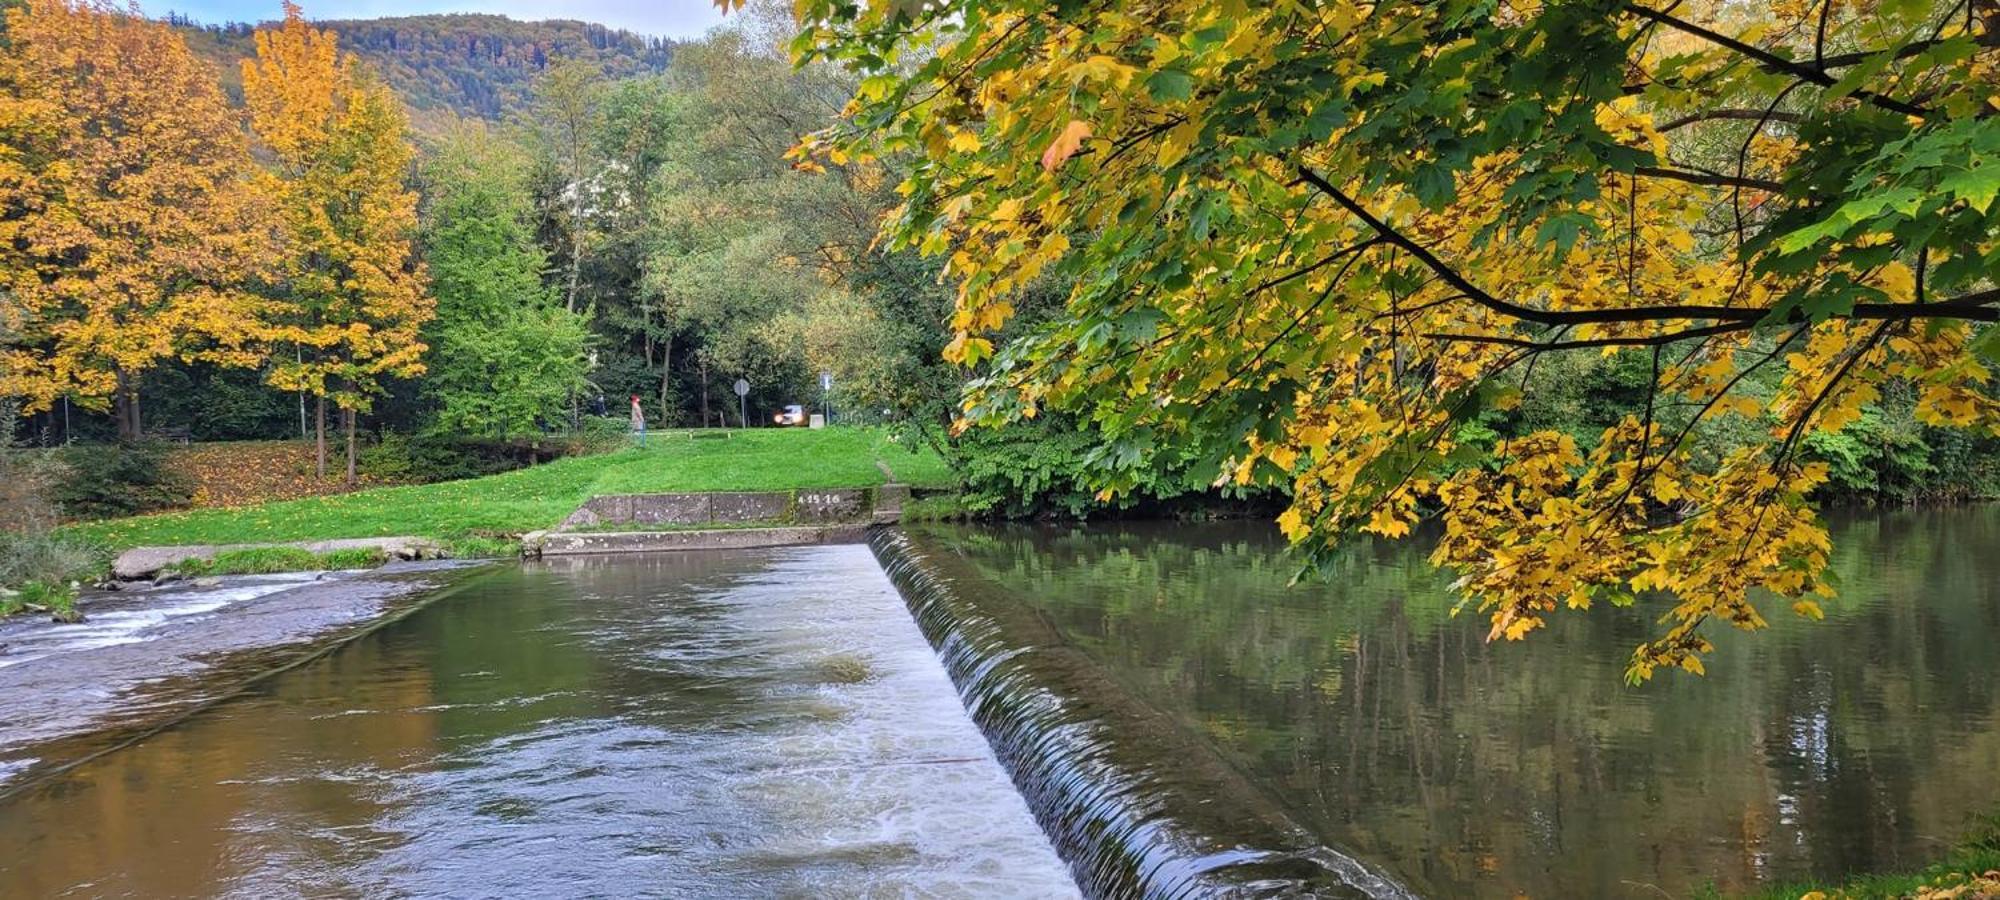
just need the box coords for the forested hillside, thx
[169,12,675,121]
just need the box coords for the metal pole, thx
[739,395,747,430]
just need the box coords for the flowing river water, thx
[0,508,1994,898]
[0,547,1076,898]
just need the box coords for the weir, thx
[0,547,1078,896]
[869,528,1415,899]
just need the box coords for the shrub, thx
[0,406,65,532]
[52,441,193,519]
[901,493,974,522]
[947,417,1213,519]
[357,431,418,482]
[1803,404,2000,503]
[0,529,108,599]
[360,431,579,484]
[579,415,630,439]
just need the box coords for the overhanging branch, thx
[1294,165,2000,328]
[1633,165,1784,192]
[1423,322,1752,351]
[1657,109,1807,132]
[1624,3,1933,118]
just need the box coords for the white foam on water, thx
[0,756,37,788]
[0,573,323,670]
[687,546,1081,897]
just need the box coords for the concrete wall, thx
[536,524,873,556]
[559,488,881,531]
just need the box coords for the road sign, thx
[733,378,750,397]
[819,371,833,392]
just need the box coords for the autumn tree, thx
[243,2,430,484]
[793,0,2000,679]
[0,0,274,440]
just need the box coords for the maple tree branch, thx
[1811,27,1998,69]
[1295,166,2000,326]
[1814,0,1833,69]
[1656,108,1807,132]
[1245,238,1381,297]
[1633,165,1784,193]
[1774,321,1893,467]
[1624,3,1933,118]
[1423,322,1751,351]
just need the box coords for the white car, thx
[772,404,806,426]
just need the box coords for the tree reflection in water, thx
[911,506,2000,898]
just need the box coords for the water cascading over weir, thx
[868,529,1417,900]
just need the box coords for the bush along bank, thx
[920,416,1284,523]
[0,528,107,623]
[1,408,111,621]
[910,391,1999,528]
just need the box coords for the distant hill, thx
[169,13,676,123]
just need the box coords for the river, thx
[0,546,1075,898]
[879,507,1999,897]
[0,509,1992,898]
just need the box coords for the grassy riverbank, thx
[64,428,949,550]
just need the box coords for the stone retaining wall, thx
[559,487,899,531]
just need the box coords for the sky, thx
[138,1,729,39]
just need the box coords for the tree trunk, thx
[699,356,709,427]
[565,187,585,313]
[314,395,327,480]
[296,346,308,440]
[658,336,673,426]
[112,392,130,442]
[343,405,357,487]
[113,369,140,441]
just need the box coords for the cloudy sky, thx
[139,1,728,39]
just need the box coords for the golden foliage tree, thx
[795,0,1999,679]
[243,2,430,484]
[0,0,275,440]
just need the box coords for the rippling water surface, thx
[0,546,1075,898]
[885,507,2000,898]
[0,573,326,670]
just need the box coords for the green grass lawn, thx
[66,427,952,550]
